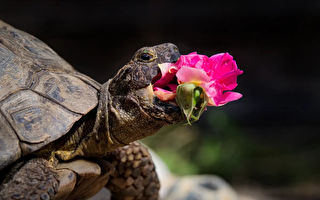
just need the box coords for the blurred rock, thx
[150,149,238,200]
[148,148,177,198]
[164,175,237,200]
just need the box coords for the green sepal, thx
[175,83,208,125]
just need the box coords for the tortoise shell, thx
[0,20,100,170]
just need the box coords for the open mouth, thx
[151,63,180,104]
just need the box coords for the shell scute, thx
[0,20,100,168]
[1,90,82,144]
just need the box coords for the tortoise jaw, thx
[151,95,183,123]
[151,70,184,122]
[135,80,183,123]
[150,72,184,123]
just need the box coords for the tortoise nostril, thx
[170,52,180,63]
[168,44,180,63]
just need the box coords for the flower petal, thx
[206,52,243,91]
[167,84,178,92]
[209,53,237,76]
[154,63,177,88]
[214,91,243,106]
[175,52,209,70]
[176,66,211,84]
[154,87,176,101]
[210,52,242,75]
[201,81,242,106]
[217,70,243,90]
[201,82,218,106]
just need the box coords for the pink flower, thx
[153,63,178,101]
[153,52,243,106]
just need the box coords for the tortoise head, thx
[106,43,184,145]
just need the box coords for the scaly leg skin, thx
[105,142,160,200]
[55,142,160,200]
[56,159,114,200]
[0,143,159,200]
[0,158,59,200]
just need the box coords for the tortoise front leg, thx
[57,142,160,200]
[105,142,160,200]
[0,157,113,200]
[0,158,59,200]
[55,159,114,200]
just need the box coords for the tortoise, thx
[0,20,183,200]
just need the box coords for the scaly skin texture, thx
[0,41,183,199]
[52,43,183,161]
[0,158,59,200]
[106,142,160,200]
[0,142,159,200]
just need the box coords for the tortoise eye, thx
[138,51,156,62]
[141,53,152,60]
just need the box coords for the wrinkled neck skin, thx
[78,79,171,158]
[104,63,183,148]
[72,58,184,158]
[106,80,169,147]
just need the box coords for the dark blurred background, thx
[1,0,320,199]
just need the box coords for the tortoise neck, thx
[75,80,123,157]
[92,80,124,150]
[107,80,166,146]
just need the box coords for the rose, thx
[153,52,243,123]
